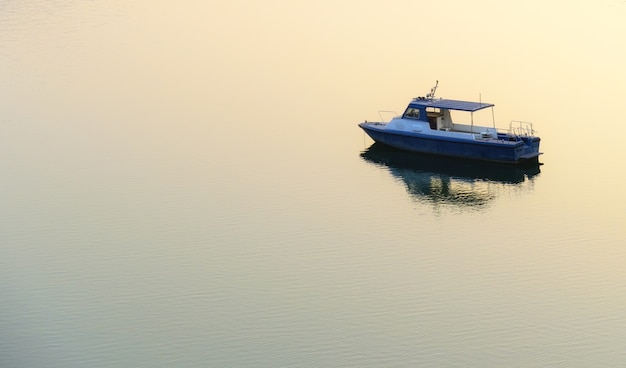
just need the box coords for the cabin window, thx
[403,107,420,119]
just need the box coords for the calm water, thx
[2,1,626,367]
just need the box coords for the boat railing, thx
[378,110,398,123]
[508,120,536,137]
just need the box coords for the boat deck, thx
[362,122,526,145]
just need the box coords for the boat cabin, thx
[402,98,495,132]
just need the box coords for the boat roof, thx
[409,98,494,112]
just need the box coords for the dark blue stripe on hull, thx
[360,125,538,164]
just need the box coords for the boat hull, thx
[359,123,540,164]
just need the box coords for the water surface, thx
[2,1,626,367]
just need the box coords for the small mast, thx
[426,80,438,100]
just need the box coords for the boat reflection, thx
[360,143,541,208]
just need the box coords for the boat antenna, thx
[426,80,438,100]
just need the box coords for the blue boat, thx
[358,82,542,164]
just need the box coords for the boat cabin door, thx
[426,107,443,130]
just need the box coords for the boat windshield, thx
[403,107,420,120]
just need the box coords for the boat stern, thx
[518,136,542,163]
